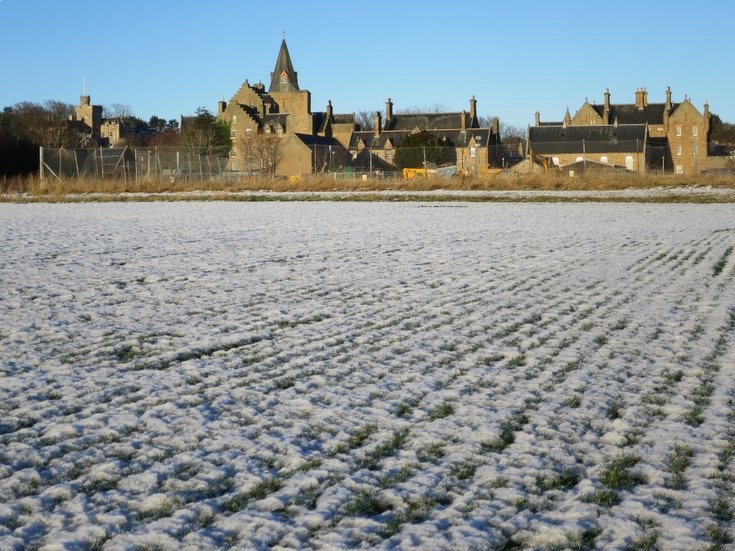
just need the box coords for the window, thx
[600,156,608,163]
[470,147,477,158]
[676,145,682,156]
[625,156,634,171]
[676,126,682,137]
[552,157,560,166]
[232,115,237,125]
[575,156,584,162]
[693,143,699,157]
[692,126,699,137]
[676,164,684,174]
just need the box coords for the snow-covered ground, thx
[1,202,734,550]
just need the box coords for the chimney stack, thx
[635,88,648,109]
[385,97,393,123]
[534,111,540,126]
[469,96,477,125]
[374,111,382,137]
[326,100,333,120]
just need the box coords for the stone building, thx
[349,97,501,175]
[67,95,126,147]
[217,39,501,177]
[217,39,353,176]
[530,87,712,175]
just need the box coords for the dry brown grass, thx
[3,171,735,199]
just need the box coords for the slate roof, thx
[332,113,355,125]
[384,112,469,132]
[292,133,345,148]
[312,112,356,134]
[529,124,647,154]
[349,128,492,150]
[589,103,673,125]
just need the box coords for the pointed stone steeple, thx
[269,39,300,93]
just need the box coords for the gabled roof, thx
[269,39,300,93]
[384,112,469,132]
[608,103,669,125]
[583,102,685,125]
[313,112,356,134]
[332,113,355,125]
[529,124,647,154]
[349,128,493,149]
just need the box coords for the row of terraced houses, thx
[73,40,731,178]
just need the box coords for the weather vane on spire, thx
[283,30,286,39]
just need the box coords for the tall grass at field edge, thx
[3,173,735,203]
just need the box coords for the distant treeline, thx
[0,101,183,177]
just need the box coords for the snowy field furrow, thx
[1,202,734,550]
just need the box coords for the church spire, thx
[269,38,299,93]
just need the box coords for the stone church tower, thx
[218,39,314,139]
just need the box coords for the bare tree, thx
[103,103,133,119]
[499,122,528,144]
[395,104,447,114]
[356,110,379,131]
[234,129,281,176]
[8,101,76,148]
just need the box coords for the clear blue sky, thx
[2,0,733,129]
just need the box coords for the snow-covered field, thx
[1,202,734,550]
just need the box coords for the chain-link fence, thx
[40,141,703,183]
[40,146,232,182]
